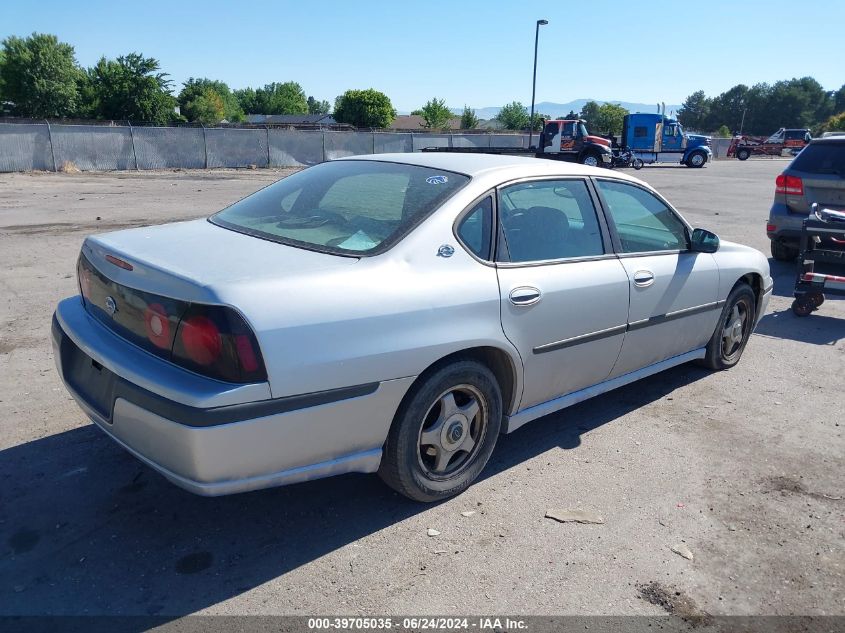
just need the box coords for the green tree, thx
[594,103,628,136]
[497,101,530,130]
[715,124,732,138]
[460,105,479,129]
[578,101,602,130]
[816,111,845,134]
[529,112,549,131]
[233,87,258,114]
[333,88,396,128]
[88,53,176,123]
[0,33,83,117]
[765,77,830,130]
[307,96,331,115]
[564,110,579,119]
[178,78,244,123]
[255,81,308,115]
[419,97,452,130]
[184,87,225,124]
[677,90,711,131]
[834,84,845,114]
[705,84,749,133]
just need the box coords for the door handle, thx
[509,286,542,306]
[633,270,655,287]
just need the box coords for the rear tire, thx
[736,148,751,161]
[770,240,798,262]
[698,283,756,370]
[378,360,502,502]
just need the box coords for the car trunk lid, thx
[83,218,359,304]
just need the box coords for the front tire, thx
[580,152,601,168]
[699,283,756,370]
[686,151,707,168]
[378,360,502,502]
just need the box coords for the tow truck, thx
[728,128,811,160]
[421,118,613,167]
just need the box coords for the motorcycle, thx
[611,147,643,170]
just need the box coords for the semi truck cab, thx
[622,112,712,167]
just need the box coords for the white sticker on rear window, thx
[426,175,449,185]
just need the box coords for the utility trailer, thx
[421,119,614,167]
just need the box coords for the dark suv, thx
[767,137,845,260]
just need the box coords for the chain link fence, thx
[0,122,534,172]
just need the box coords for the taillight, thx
[775,174,804,196]
[180,315,222,365]
[172,305,266,383]
[78,252,266,383]
[766,223,777,232]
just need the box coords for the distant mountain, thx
[452,99,684,120]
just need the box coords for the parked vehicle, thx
[53,153,771,502]
[422,118,614,167]
[620,110,713,168]
[729,128,812,160]
[536,118,614,166]
[767,137,845,261]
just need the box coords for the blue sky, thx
[3,0,842,112]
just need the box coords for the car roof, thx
[340,152,641,183]
[809,137,845,145]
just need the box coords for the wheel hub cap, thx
[418,386,486,477]
[443,416,467,447]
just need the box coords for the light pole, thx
[528,19,548,149]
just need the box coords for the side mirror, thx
[690,228,720,253]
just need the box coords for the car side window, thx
[457,196,493,260]
[498,179,605,263]
[595,179,688,253]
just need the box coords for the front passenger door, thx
[594,179,721,378]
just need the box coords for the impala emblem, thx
[437,244,455,258]
[105,296,117,316]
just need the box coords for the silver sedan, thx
[53,154,772,501]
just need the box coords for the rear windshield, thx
[211,160,469,255]
[791,143,845,176]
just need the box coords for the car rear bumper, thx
[767,202,807,245]
[53,297,414,496]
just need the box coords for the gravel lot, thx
[0,159,842,620]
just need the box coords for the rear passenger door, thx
[495,178,630,411]
[594,178,721,377]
